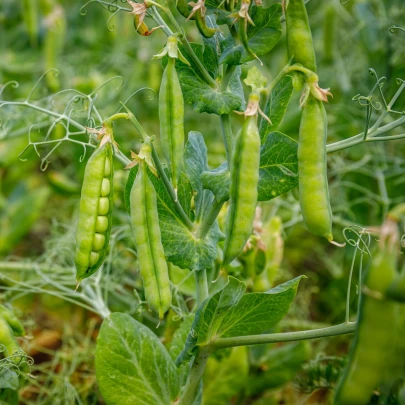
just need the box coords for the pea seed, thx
[95,216,109,233]
[90,251,99,266]
[104,158,111,176]
[98,197,109,215]
[101,178,110,197]
[93,233,105,251]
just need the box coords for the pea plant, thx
[1,0,405,403]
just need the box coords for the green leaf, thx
[227,66,246,112]
[203,346,249,405]
[173,44,243,115]
[124,165,139,215]
[258,131,299,201]
[246,341,311,396]
[176,276,304,365]
[219,4,282,65]
[201,131,298,203]
[177,172,193,219]
[95,313,179,405]
[259,75,294,141]
[201,162,230,203]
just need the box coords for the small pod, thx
[176,0,195,20]
[195,11,216,38]
[130,162,172,319]
[223,115,260,264]
[75,142,114,282]
[285,0,317,72]
[159,47,185,190]
[298,95,333,241]
[334,247,399,404]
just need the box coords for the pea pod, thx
[44,5,67,92]
[285,0,317,72]
[334,246,399,404]
[130,147,172,319]
[195,11,216,38]
[176,0,195,20]
[159,36,185,190]
[298,95,333,241]
[0,305,25,337]
[75,139,114,282]
[22,0,39,47]
[223,111,260,264]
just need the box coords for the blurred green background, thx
[0,0,405,403]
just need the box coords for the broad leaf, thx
[166,44,243,115]
[201,131,299,203]
[203,346,249,405]
[201,162,230,203]
[176,276,304,365]
[227,66,246,112]
[219,4,282,65]
[259,75,294,141]
[96,313,179,405]
[258,131,299,201]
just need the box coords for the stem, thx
[178,347,211,405]
[198,200,225,239]
[195,270,209,306]
[326,115,405,153]
[220,114,233,167]
[211,322,357,350]
[345,246,358,323]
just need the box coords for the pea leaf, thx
[258,131,299,201]
[259,75,294,141]
[166,44,243,115]
[201,131,298,203]
[219,4,282,65]
[227,66,246,112]
[201,162,230,203]
[203,346,249,405]
[176,276,304,365]
[95,313,180,405]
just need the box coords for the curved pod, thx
[75,143,114,281]
[223,116,260,264]
[298,96,333,241]
[130,164,172,319]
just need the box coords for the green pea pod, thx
[75,142,114,282]
[159,52,185,190]
[285,0,317,72]
[334,247,399,405]
[130,161,172,319]
[44,5,67,92]
[22,0,39,47]
[0,305,25,337]
[387,272,405,303]
[195,11,216,38]
[0,316,27,373]
[223,115,260,264]
[298,95,333,241]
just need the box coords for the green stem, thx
[178,347,211,405]
[104,113,129,123]
[195,270,209,306]
[326,115,405,153]
[211,322,357,350]
[345,246,358,323]
[220,114,233,166]
[198,200,225,240]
